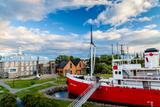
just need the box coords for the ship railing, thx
[68,83,94,107]
[123,76,160,80]
[68,81,100,107]
[114,83,160,90]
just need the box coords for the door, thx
[118,80,121,85]
[143,81,151,89]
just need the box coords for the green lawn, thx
[16,83,55,98]
[54,99,71,107]
[0,86,9,98]
[94,73,112,79]
[4,78,56,89]
[2,75,112,107]
[50,99,110,107]
[55,77,66,85]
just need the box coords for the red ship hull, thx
[67,77,160,107]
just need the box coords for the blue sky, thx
[0,0,160,59]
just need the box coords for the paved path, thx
[0,80,17,93]
[16,97,24,107]
[16,81,56,93]
[0,80,55,93]
[0,80,24,107]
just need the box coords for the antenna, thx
[111,44,114,60]
[117,42,119,59]
[120,44,123,55]
[111,44,114,55]
[36,56,40,78]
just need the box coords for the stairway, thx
[68,82,100,107]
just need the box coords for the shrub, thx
[30,81,35,85]
[22,93,59,107]
[0,93,17,107]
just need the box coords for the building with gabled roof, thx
[56,59,86,76]
[72,59,86,75]
[56,60,76,76]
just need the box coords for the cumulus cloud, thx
[0,20,90,56]
[0,19,160,57]
[85,24,160,53]
[0,0,110,57]
[0,0,160,57]
[85,28,129,40]
[138,16,152,22]
[0,0,109,21]
[144,24,157,29]
[87,0,159,26]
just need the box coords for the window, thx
[133,70,136,76]
[115,71,118,74]
[70,63,72,68]
[79,63,81,67]
[143,81,151,89]
[10,68,16,73]
[119,71,121,75]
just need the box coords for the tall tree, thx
[55,55,69,63]
[55,55,80,63]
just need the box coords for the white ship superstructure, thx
[112,48,160,90]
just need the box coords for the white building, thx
[0,50,48,78]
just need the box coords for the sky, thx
[0,0,160,59]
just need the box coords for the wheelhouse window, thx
[133,70,136,76]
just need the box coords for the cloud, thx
[0,20,90,57]
[0,20,160,57]
[85,28,129,40]
[0,0,109,21]
[58,27,64,31]
[144,24,157,29]
[0,0,160,57]
[138,16,151,22]
[87,0,159,26]
[86,24,160,53]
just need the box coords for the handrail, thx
[68,83,94,107]
[68,82,100,107]
[124,76,160,80]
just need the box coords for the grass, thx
[49,99,109,107]
[3,75,110,107]
[53,99,71,107]
[4,78,56,89]
[16,83,55,98]
[55,77,66,85]
[95,73,112,79]
[0,86,9,98]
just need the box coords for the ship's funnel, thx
[144,48,159,68]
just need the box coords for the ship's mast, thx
[90,26,96,78]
